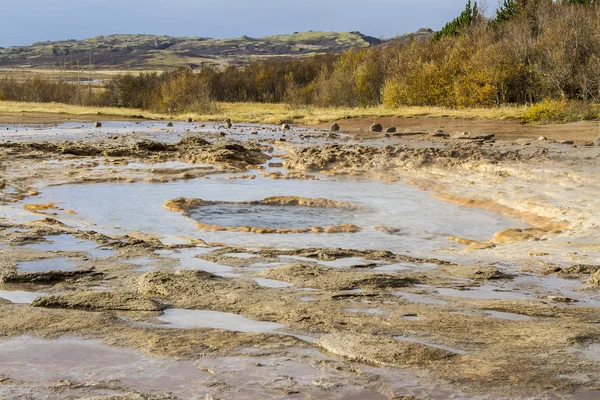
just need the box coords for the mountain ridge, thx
[0,30,433,70]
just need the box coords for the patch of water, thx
[253,278,294,288]
[156,309,285,333]
[190,203,351,230]
[0,290,45,304]
[175,253,234,276]
[26,234,116,258]
[513,275,600,307]
[35,175,529,257]
[0,337,212,398]
[484,310,533,321]
[570,343,600,363]
[17,257,78,273]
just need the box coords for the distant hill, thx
[0,31,384,70]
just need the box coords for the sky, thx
[1,0,494,48]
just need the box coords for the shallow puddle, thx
[484,310,533,321]
[26,234,117,258]
[0,337,211,398]
[34,175,529,256]
[191,203,351,229]
[571,343,600,363]
[155,309,285,333]
[436,286,531,301]
[0,290,45,304]
[253,278,294,288]
[17,257,78,273]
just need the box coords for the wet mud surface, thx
[0,119,599,399]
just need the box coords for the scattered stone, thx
[370,123,383,133]
[186,117,193,123]
[166,122,174,127]
[93,121,102,128]
[538,136,547,141]
[430,130,448,138]
[330,123,340,132]
[268,162,284,168]
[546,295,578,304]
[556,139,574,145]
[386,127,397,134]
[593,138,600,146]
[451,132,495,140]
[281,124,290,131]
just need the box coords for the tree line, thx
[2,0,600,117]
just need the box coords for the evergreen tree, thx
[434,0,480,40]
[492,0,519,25]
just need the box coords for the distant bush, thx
[0,77,111,106]
[522,99,599,123]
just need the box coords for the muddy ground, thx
[0,116,599,399]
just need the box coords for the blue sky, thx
[1,0,491,47]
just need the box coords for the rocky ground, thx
[0,117,599,399]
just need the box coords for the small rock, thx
[330,123,340,132]
[166,122,174,127]
[556,139,574,145]
[546,295,578,304]
[430,130,448,138]
[538,136,547,141]
[370,123,383,133]
[451,132,495,140]
[281,123,290,131]
[186,117,193,123]
[219,132,226,137]
[93,121,102,128]
[593,138,600,146]
[386,127,397,134]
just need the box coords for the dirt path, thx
[312,116,600,143]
